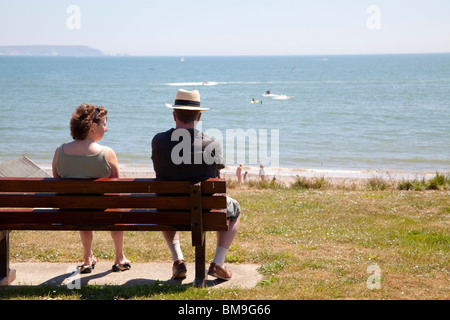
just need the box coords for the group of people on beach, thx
[235,163,265,184]
[51,89,241,281]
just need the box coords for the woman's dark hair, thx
[70,103,107,140]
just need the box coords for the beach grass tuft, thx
[397,172,450,191]
[229,171,449,191]
[291,175,330,190]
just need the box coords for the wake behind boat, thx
[166,81,219,86]
[272,94,293,100]
[202,81,219,86]
[263,91,293,100]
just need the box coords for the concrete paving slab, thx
[9,262,262,289]
[0,156,50,177]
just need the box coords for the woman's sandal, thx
[79,261,97,274]
[112,263,131,272]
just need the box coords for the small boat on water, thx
[262,92,293,100]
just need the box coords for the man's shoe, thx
[208,262,232,281]
[172,259,187,279]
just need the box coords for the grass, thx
[1,173,449,300]
[397,172,450,191]
[234,172,450,192]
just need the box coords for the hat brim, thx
[165,103,209,111]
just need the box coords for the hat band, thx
[174,99,201,107]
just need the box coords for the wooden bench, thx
[0,177,227,287]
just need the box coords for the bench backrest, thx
[0,178,227,237]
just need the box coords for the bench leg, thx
[0,231,16,286]
[193,233,206,288]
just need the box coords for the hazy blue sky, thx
[1,0,449,56]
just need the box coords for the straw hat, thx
[165,89,209,111]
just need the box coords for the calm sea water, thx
[0,54,449,172]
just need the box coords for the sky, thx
[0,0,449,56]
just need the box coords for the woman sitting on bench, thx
[51,103,131,273]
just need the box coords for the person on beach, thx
[151,89,241,281]
[236,164,243,183]
[259,164,265,181]
[51,103,131,273]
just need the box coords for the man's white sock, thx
[212,246,228,267]
[167,240,184,261]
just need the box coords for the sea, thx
[0,54,449,176]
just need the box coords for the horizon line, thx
[1,52,449,58]
[1,44,449,57]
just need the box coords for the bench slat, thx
[0,209,227,226]
[0,224,228,232]
[0,194,189,209]
[0,178,226,194]
[0,194,226,210]
[201,179,226,194]
[0,178,190,193]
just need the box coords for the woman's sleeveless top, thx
[56,144,111,179]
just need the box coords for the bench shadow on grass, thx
[0,269,228,299]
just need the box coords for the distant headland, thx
[0,45,104,56]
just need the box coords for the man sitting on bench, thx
[151,89,241,281]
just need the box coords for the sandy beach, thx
[35,163,445,185]
[4,156,444,184]
[220,165,444,184]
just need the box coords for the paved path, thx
[9,262,262,289]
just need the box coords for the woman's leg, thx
[110,231,131,265]
[80,231,96,265]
